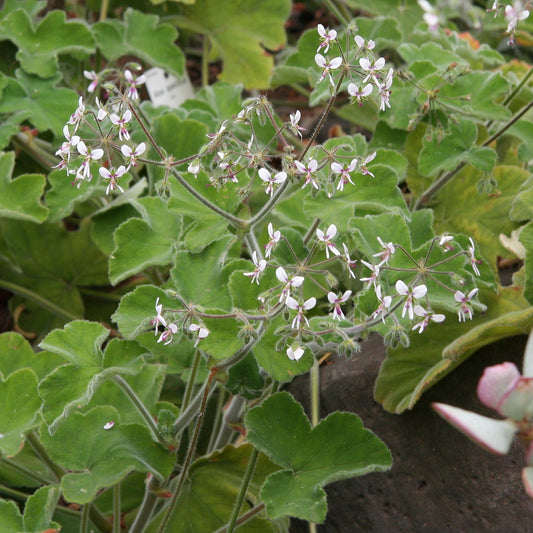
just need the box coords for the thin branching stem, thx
[112,375,167,446]
[226,447,259,533]
[159,369,218,533]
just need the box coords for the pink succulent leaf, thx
[498,377,533,421]
[523,329,533,377]
[477,362,521,411]
[432,402,518,455]
[522,467,533,499]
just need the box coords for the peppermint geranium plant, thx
[0,1,532,532]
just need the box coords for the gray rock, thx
[289,334,533,533]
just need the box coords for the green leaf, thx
[109,197,181,285]
[432,165,529,273]
[0,70,79,136]
[0,500,23,531]
[180,0,291,89]
[23,485,60,533]
[519,221,533,305]
[0,110,32,151]
[146,444,284,533]
[112,285,173,339]
[0,151,47,222]
[39,320,109,367]
[40,406,174,504]
[170,236,235,309]
[419,119,496,176]
[94,8,184,78]
[253,317,314,382]
[245,392,391,522]
[0,219,108,333]
[0,332,62,380]
[0,368,41,457]
[38,321,147,431]
[0,9,94,78]
[375,286,533,413]
[45,168,106,223]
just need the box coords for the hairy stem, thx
[112,375,167,446]
[226,447,259,533]
[0,279,82,321]
[159,369,217,533]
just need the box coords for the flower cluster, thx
[150,298,209,347]
[54,70,147,194]
[490,0,530,45]
[314,24,394,112]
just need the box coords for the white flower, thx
[68,96,85,132]
[315,54,342,86]
[189,323,210,346]
[412,305,445,333]
[295,159,319,190]
[124,69,146,100]
[467,237,481,276]
[418,0,440,32]
[289,109,306,139]
[287,344,305,361]
[360,151,377,177]
[258,168,287,196]
[95,97,107,121]
[360,260,381,286]
[150,297,167,335]
[371,285,392,322]
[243,251,266,284]
[342,243,357,279]
[276,267,304,303]
[99,165,127,195]
[264,223,281,258]
[359,56,386,83]
[396,280,428,320]
[438,234,454,252]
[347,82,373,106]
[121,142,146,169]
[316,224,341,258]
[505,2,529,38]
[286,296,316,329]
[158,322,178,345]
[331,159,357,191]
[83,70,99,93]
[110,109,132,141]
[317,24,337,53]
[455,288,479,322]
[373,236,395,266]
[327,290,352,321]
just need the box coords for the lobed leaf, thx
[245,392,391,523]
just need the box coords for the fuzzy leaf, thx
[0,9,94,78]
[39,406,174,504]
[23,485,60,532]
[109,197,181,285]
[0,151,47,222]
[245,392,391,522]
[432,165,529,273]
[0,369,41,457]
[170,236,235,310]
[38,321,147,432]
[419,119,496,176]
[0,219,108,333]
[0,70,79,136]
[145,444,283,533]
[180,0,291,89]
[94,8,184,78]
